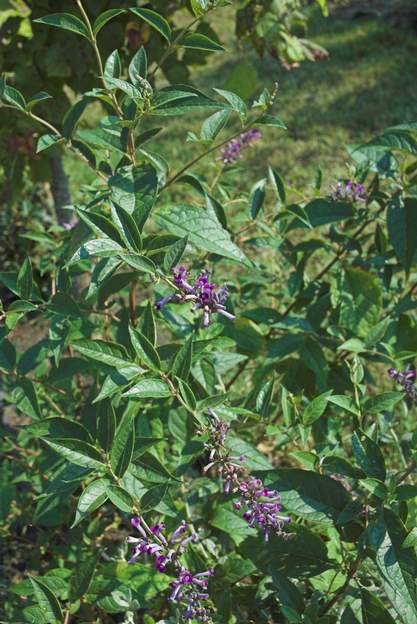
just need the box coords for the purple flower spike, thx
[170,567,214,622]
[330,179,367,203]
[388,364,417,402]
[155,266,235,327]
[220,128,262,164]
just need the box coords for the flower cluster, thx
[330,180,366,203]
[156,267,235,327]
[220,128,262,164]
[127,517,214,622]
[388,364,417,402]
[128,517,196,572]
[233,477,291,542]
[201,410,291,541]
[170,568,214,622]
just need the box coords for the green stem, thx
[162,117,263,191]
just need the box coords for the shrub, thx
[1,1,417,623]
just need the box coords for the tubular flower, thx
[155,267,235,327]
[330,180,366,203]
[127,517,214,622]
[220,128,262,164]
[170,567,215,622]
[201,409,291,541]
[388,364,417,402]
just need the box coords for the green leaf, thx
[120,254,156,274]
[201,109,230,141]
[36,134,63,154]
[360,478,388,499]
[69,557,98,601]
[109,164,158,230]
[367,509,417,624]
[27,91,52,110]
[214,88,247,121]
[72,479,109,527]
[338,268,382,338]
[156,204,250,266]
[111,204,143,252]
[177,378,197,412]
[302,391,332,425]
[361,588,396,624]
[106,484,134,512]
[26,417,92,443]
[362,392,404,414]
[93,9,125,36]
[256,379,275,418]
[73,339,133,369]
[29,576,63,623]
[111,405,136,477]
[210,505,256,543]
[129,46,148,83]
[239,525,332,577]
[250,178,267,219]
[62,97,90,139]
[129,326,161,370]
[97,401,116,451]
[141,483,169,511]
[352,431,386,481]
[163,235,188,272]
[178,32,225,53]
[387,197,417,272]
[297,199,354,228]
[142,301,157,346]
[227,437,271,471]
[2,85,26,110]
[34,13,90,39]
[129,8,171,42]
[149,86,222,116]
[172,335,193,380]
[190,0,212,15]
[104,50,122,85]
[122,378,171,399]
[102,76,143,100]
[266,468,351,523]
[268,167,286,206]
[17,256,33,300]
[44,439,105,470]
[258,114,287,129]
[76,208,124,246]
[133,452,178,484]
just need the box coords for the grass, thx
[66,7,417,197]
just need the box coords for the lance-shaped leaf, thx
[366,509,417,624]
[34,13,90,39]
[43,439,105,470]
[72,478,110,527]
[122,378,171,399]
[29,576,64,623]
[178,32,225,53]
[109,164,158,230]
[111,404,137,477]
[129,326,161,370]
[73,339,134,369]
[130,7,171,42]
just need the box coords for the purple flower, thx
[388,364,417,402]
[170,567,214,622]
[127,516,214,622]
[330,180,366,203]
[220,128,262,164]
[155,267,235,327]
[233,477,291,541]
